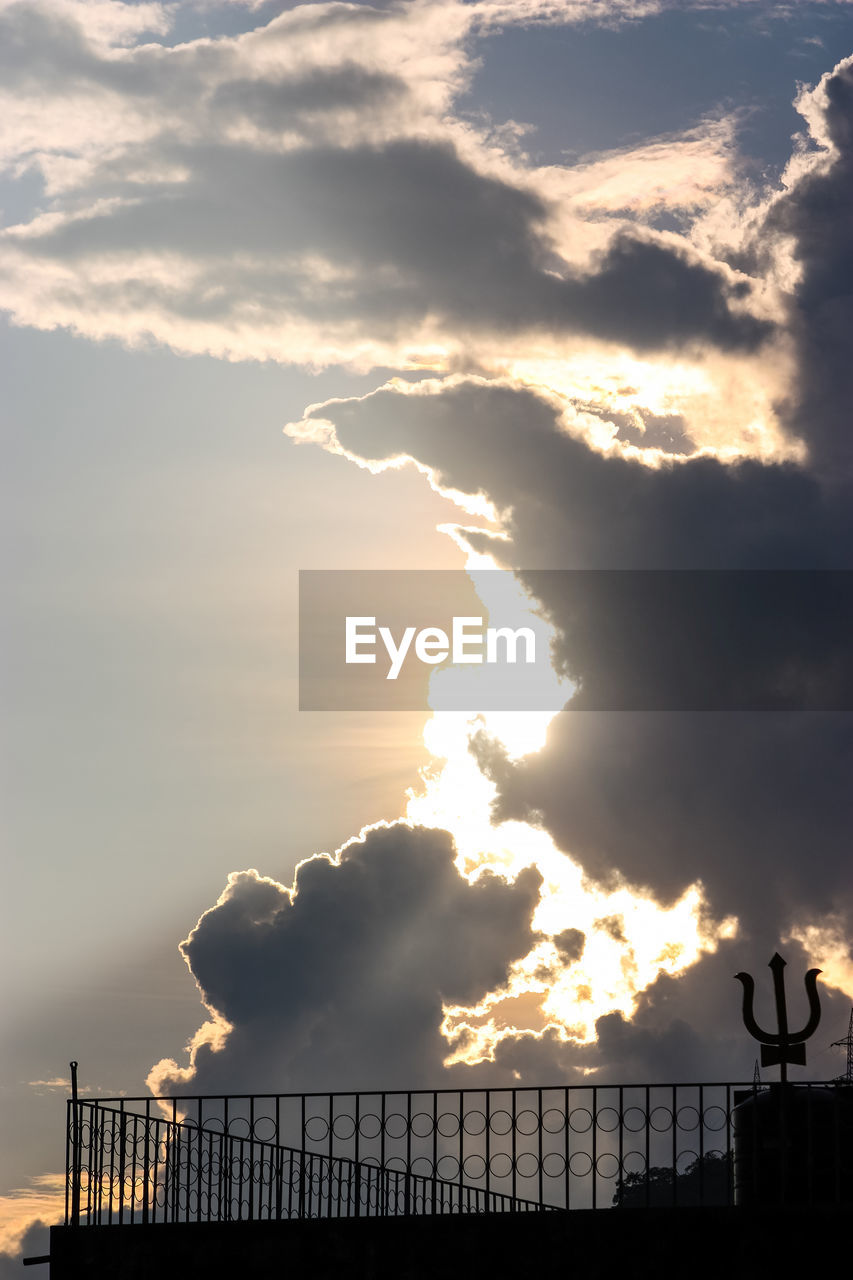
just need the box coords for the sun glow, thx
[405,552,738,1067]
[784,920,853,1002]
[501,346,799,464]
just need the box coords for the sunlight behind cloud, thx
[403,552,738,1066]
[504,345,799,464]
[784,920,853,1002]
[409,704,738,1065]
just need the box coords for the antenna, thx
[831,1007,853,1084]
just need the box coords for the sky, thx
[2,0,853,1264]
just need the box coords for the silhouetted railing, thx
[66,1081,853,1225]
[66,1101,552,1225]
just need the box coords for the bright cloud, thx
[0,0,775,420]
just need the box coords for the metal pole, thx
[70,1061,81,1226]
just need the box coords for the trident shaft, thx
[734,952,821,1084]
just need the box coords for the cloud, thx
[289,376,853,567]
[0,1220,50,1279]
[0,0,771,372]
[469,0,845,32]
[490,926,853,1083]
[472,0,665,27]
[550,115,741,219]
[149,821,541,1094]
[0,1174,63,1259]
[762,55,853,476]
[267,49,853,1075]
[286,373,853,1026]
[0,0,172,48]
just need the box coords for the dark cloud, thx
[156,823,541,1094]
[313,380,853,569]
[307,376,853,1007]
[211,66,408,127]
[0,1221,49,1279]
[522,570,852,711]
[0,0,778,370]
[0,5,91,88]
[0,2,388,102]
[485,940,853,1085]
[565,230,768,352]
[0,2,193,98]
[17,135,766,355]
[553,927,585,964]
[482,710,853,921]
[283,59,853,1068]
[766,56,853,477]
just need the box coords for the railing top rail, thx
[81,1079,810,1106]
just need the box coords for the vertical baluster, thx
[454,1090,461,1206]
[833,1084,842,1205]
[95,1103,104,1226]
[617,1086,624,1212]
[671,1085,677,1207]
[118,1101,126,1225]
[195,1100,203,1223]
[590,1087,597,1210]
[698,1085,705,1206]
[644,1085,650,1209]
[130,1115,138,1224]
[407,1090,413,1209]
[537,1087,543,1207]
[152,1116,162,1225]
[511,1086,517,1209]
[380,1092,386,1199]
[484,1087,491,1209]
[142,1099,151,1225]
[564,1085,569,1211]
[299,1096,306,1220]
[354,1094,361,1219]
[223,1097,231,1221]
[327,1095,334,1219]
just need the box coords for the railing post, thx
[69,1061,81,1227]
[93,1101,102,1225]
[118,1100,126,1225]
[170,1102,180,1223]
[249,1095,255,1222]
[142,1099,151,1224]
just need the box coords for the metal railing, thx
[66,1101,553,1225]
[66,1080,852,1225]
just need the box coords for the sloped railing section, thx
[65,1100,552,1225]
[66,1081,853,1225]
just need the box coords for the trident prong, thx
[734,952,822,1084]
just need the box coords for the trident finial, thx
[734,953,821,1083]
